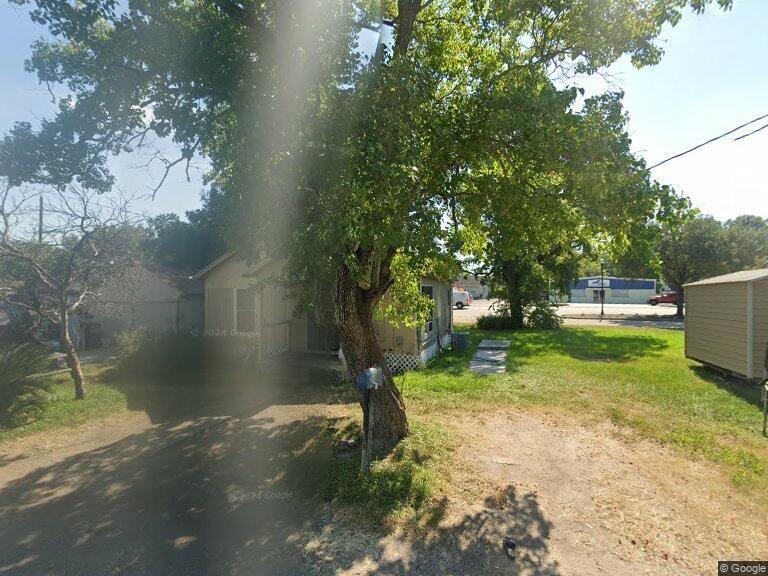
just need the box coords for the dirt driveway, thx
[1,386,765,575]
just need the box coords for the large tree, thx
[459,91,674,328]
[659,212,729,318]
[3,0,731,454]
[723,215,768,272]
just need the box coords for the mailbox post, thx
[356,367,383,473]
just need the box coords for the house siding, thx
[200,255,451,370]
[685,283,749,376]
[752,280,768,378]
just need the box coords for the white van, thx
[452,288,473,309]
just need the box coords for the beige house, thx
[685,268,768,380]
[87,261,204,345]
[193,252,453,372]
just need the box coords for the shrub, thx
[115,328,216,378]
[526,304,563,329]
[476,314,519,330]
[0,342,53,426]
[477,304,563,330]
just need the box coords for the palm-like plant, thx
[0,343,52,426]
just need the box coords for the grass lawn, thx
[400,325,768,489]
[0,363,247,444]
[0,364,129,443]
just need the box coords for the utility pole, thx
[38,195,43,243]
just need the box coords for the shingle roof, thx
[685,268,768,287]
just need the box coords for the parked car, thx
[648,291,679,305]
[452,288,473,309]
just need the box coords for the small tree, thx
[0,181,139,398]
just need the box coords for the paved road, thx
[559,302,678,317]
[453,299,501,324]
[454,300,679,325]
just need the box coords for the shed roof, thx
[685,268,768,287]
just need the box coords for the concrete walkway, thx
[470,339,510,374]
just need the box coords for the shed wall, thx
[685,283,749,376]
[752,280,768,378]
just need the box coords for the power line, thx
[734,121,768,142]
[647,112,768,170]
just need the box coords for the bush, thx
[115,328,218,378]
[476,314,519,330]
[526,304,563,329]
[477,303,563,330]
[0,342,53,426]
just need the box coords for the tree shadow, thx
[422,328,669,377]
[691,364,764,410]
[101,359,355,424]
[506,329,668,372]
[304,485,561,576]
[0,399,560,575]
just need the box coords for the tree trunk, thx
[675,285,685,319]
[336,264,409,459]
[502,261,525,329]
[58,307,86,400]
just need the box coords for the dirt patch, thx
[445,409,767,575]
[0,411,155,488]
[298,407,767,575]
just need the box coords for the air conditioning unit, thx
[451,331,470,351]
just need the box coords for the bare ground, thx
[0,390,765,575]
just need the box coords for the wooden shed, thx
[685,268,768,380]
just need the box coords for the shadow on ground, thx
[0,365,561,575]
[424,328,669,377]
[691,365,765,410]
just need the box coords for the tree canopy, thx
[1,0,733,454]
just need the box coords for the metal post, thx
[361,388,372,473]
[599,261,605,322]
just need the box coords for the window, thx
[421,285,434,333]
[236,289,257,332]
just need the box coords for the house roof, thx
[685,268,768,287]
[139,261,204,294]
[190,251,274,280]
[190,251,236,280]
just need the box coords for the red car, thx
[648,292,679,306]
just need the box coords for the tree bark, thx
[674,283,685,319]
[502,261,525,329]
[335,263,409,459]
[58,307,86,400]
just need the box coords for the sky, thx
[1,0,766,221]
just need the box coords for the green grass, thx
[0,365,129,443]
[399,325,768,489]
[322,420,452,527]
[0,363,242,443]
